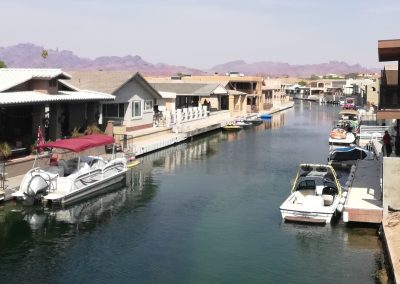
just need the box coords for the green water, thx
[0,101,385,283]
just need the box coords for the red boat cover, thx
[37,134,115,152]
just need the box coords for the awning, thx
[0,90,115,105]
[37,134,115,152]
[377,110,400,120]
[378,39,400,62]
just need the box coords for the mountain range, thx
[0,43,376,77]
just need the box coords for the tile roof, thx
[0,90,115,105]
[158,91,176,99]
[66,71,134,94]
[65,71,162,98]
[0,68,71,92]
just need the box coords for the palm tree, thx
[84,124,103,135]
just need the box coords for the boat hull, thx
[222,126,242,131]
[280,209,334,224]
[44,170,127,206]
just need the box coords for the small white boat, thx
[234,120,253,128]
[244,117,263,126]
[12,134,127,206]
[280,164,342,224]
[222,122,242,131]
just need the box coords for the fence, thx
[358,125,392,141]
[161,106,209,127]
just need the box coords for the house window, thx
[132,101,142,118]
[144,100,153,112]
[102,103,127,118]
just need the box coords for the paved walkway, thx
[343,158,383,223]
[383,212,400,283]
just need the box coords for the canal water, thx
[0,101,385,283]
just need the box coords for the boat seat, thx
[303,195,324,207]
[58,159,74,176]
[48,165,65,177]
[322,194,334,206]
[296,189,315,197]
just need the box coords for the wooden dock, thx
[343,158,383,223]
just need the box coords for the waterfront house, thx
[148,81,228,111]
[0,68,114,154]
[67,71,163,132]
[309,80,333,96]
[178,74,264,116]
[262,79,289,109]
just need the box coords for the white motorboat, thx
[234,120,253,128]
[12,134,127,206]
[280,164,342,224]
[243,117,263,126]
[328,146,375,163]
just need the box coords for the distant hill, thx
[209,60,376,77]
[0,43,205,76]
[0,43,377,77]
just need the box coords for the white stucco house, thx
[67,71,164,131]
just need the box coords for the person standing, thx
[383,130,392,157]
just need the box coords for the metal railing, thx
[358,125,392,140]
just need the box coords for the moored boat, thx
[244,117,263,125]
[330,128,347,139]
[328,146,374,167]
[12,134,127,206]
[234,120,253,129]
[280,164,343,224]
[259,113,272,119]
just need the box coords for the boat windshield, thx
[296,180,316,190]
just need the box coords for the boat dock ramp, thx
[342,158,382,224]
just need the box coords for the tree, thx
[0,142,11,161]
[310,74,320,80]
[0,60,7,68]
[298,80,307,86]
[345,73,358,79]
[41,49,48,59]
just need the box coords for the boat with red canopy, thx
[12,134,127,206]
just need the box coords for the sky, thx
[2,0,400,69]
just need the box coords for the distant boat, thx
[222,123,242,131]
[235,120,253,129]
[244,117,263,125]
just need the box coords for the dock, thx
[343,158,383,224]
